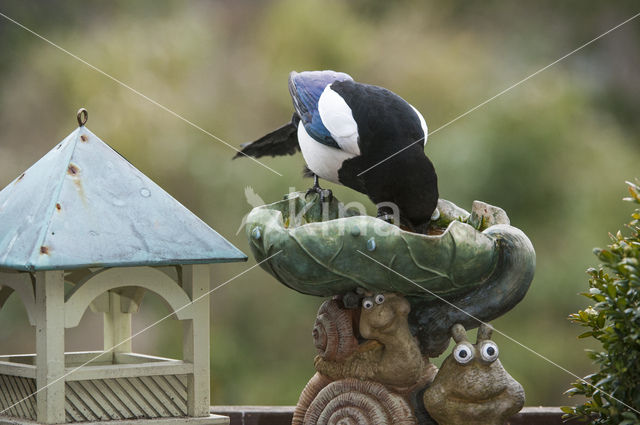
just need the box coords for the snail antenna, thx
[450,323,468,343]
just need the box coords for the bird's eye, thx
[374,294,385,304]
[480,341,499,362]
[453,344,474,364]
[362,298,374,309]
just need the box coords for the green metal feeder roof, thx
[0,120,246,271]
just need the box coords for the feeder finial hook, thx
[77,108,88,127]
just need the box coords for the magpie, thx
[234,70,439,232]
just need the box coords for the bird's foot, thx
[306,186,333,203]
[376,207,398,225]
[305,176,333,203]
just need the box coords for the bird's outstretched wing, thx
[233,117,300,159]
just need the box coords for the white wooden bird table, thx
[0,111,246,425]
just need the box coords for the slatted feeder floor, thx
[0,352,227,425]
[0,111,247,425]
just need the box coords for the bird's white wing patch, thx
[410,104,429,146]
[318,85,360,155]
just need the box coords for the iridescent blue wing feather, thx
[288,70,353,149]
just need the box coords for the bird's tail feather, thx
[233,118,300,159]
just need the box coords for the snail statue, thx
[293,294,437,425]
[423,323,525,425]
[314,293,435,388]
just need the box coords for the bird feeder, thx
[0,110,247,425]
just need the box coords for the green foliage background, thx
[564,181,640,423]
[0,0,639,407]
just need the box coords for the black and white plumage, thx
[235,70,438,231]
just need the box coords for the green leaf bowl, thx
[246,192,535,356]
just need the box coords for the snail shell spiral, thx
[292,373,332,425]
[303,378,417,425]
[313,299,358,361]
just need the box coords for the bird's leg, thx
[306,174,333,203]
[376,205,396,224]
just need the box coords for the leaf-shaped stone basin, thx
[247,192,535,356]
[247,192,518,300]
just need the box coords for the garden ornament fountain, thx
[245,191,535,424]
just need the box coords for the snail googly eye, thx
[362,298,374,309]
[374,294,385,304]
[453,343,474,364]
[480,341,499,362]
